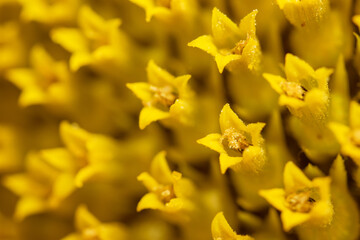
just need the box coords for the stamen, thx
[221,127,250,152]
[231,34,250,55]
[285,190,315,213]
[156,185,176,203]
[149,85,178,108]
[280,81,306,100]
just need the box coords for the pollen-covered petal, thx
[285,53,317,90]
[246,122,265,146]
[276,0,330,28]
[211,8,240,48]
[242,145,266,172]
[240,37,261,71]
[219,153,242,174]
[219,103,246,133]
[314,67,333,91]
[312,177,331,202]
[211,212,239,240]
[258,188,287,212]
[283,161,312,192]
[139,106,171,129]
[309,200,333,226]
[238,9,258,38]
[303,88,329,119]
[188,35,218,56]
[214,54,242,74]
[281,210,311,232]
[278,95,306,109]
[137,192,165,212]
[197,133,225,154]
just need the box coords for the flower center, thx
[155,185,176,203]
[221,128,250,153]
[351,128,360,147]
[280,81,306,100]
[285,190,315,213]
[149,85,178,109]
[155,0,171,8]
[230,34,250,55]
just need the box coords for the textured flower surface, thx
[127,60,194,129]
[1,0,360,239]
[198,104,266,174]
[188,8,261,73]
[260,161,333,232]
[137,151,195,219]
[264,53,333,128]
[276,0,330,28]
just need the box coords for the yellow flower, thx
[276,0,330,28]
[129,0,196,23]
[329,101,360,166]
[296,155,359,240]
[62,205,128,240]
[51,5,127,72]
[59,121,126,187]
[197,103,266,174]
[188,8,261,73]
[18,0,80,25]
[259,161,333,232]
[232,110,288,211]
[137,151,195,220]
[6,45,72,107]
[2,148,77,220]
[263,53,333,129]
[211,212,254,240]
[127,60,194,129]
